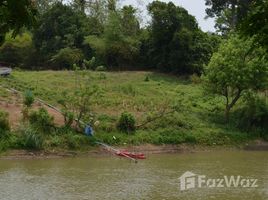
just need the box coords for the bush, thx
[117,112,136,134]
[0,110,10,134]
[0,32,33,67]
[83,57,97,70]
[50,47,84,69]
[23,90,35,107]
[0,140,9,152]
[190,73,201,84]
[21,128,44,150]
[95,65,106,71]
[144,76,150,82]
[238,96,268,132]
[64,133,92,149]
[29,108,54,133]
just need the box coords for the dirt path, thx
[0,90,65,128]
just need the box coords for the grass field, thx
[0,70,260,149]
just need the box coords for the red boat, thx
[116,150,146,159]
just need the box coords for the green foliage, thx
[1,0,222,75]
[0,140,9,152]
[239,0,268,51]
[0,0,37,45]
[20,127,44,150]
[58,71,99,128]
[64,133,89,149]
[0,110,10,134]
[95,65,106,71]
[29,108,54,133]
[121,6,140,37]
[144,76,150,82]
[205,35,268,121]
[82,57,97,70]
[0,32,34,66]
[205,0,253,34]
[23,90,34,107]
[84,6,141,68]
[190,74,201,84]
[51,47,84,69]
[33,2,89,65]
[147,1,216,74]
[0,70,265,149]
[98,72,107,80]
[237,95,268,132]
[117,112,136,134]
[120,84,137,96]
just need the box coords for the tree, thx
[0,0,37,45]
[33,2,90,66]
[147,1,213,74]
[205,35,268,122]
[0,32,33,66]
[239,0,268,51]
[121,5,140,37]
[108,0,117,12]
[86,0,108,35]
[205,0,254,34]
[58,70,99,129]
[72,0,88,13]
[50,47,84,69]
[84,4,141,68]
[34,0,56,14]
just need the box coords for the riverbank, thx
[0,70,267,153]
[1,141,268,160]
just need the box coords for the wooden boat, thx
[116,150,146,159]
[96,142,146,162]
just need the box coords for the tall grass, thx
[0,70,265,149]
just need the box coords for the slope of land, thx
[0,70,261,147]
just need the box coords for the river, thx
[0,151,267,200]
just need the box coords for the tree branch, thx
[136,108,177,128]
[228,88,242,110]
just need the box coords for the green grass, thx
[0,70,260,149]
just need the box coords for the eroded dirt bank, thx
[1,141,267,160]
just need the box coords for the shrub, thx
[95,65,106,71]
[184,134,197,144]
[117,112,136,134]
[0,110,10,134]
[29,108,54,133]
[0,140,9,152]
[23,90,35,107]
[0,32,33,67]
[21,128,44,150]
[65,133,91,149]
[238,96,268,132]
[50,47,84,69]
[144,76,150,82]
[190,73,201,84]
[83,57,97,70]
[99,72,107,80]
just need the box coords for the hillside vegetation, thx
[0,70,265,151]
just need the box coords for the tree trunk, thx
[231,0,238,29]
[224,89,242,123]
[225,106,231,123]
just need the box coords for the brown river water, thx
[0,151,267,200]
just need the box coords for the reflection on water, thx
[0,151,267,200]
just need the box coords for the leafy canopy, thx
[147,1,217,74]
[33,2,89,62]
[0,0,37,45]
[205,35,268,120]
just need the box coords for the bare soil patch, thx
[0,91,64,128]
